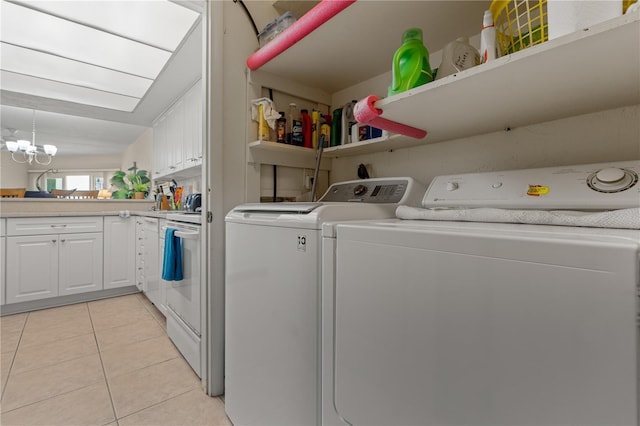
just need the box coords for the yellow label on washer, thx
[527,185,549,196]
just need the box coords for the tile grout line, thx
[1,312,29,400]
[115,387,197,423]
[1,305,105,416]
[136,293,167,330]
[87,301,119,424]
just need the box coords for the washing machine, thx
[322,161,640,426]
[225,177,425,426]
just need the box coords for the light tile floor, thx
[0,294,232,426]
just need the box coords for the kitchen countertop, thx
[0,198,156,217]
[0,209,180,219]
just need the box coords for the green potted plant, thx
[110,164,150,199]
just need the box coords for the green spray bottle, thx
[388,28,433,97]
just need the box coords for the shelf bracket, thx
[354,95,427,139]
[246,0,357,70]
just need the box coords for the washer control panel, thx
[320,177,423,204]
[423,161,640,210]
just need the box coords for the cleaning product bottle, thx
[320,114,332,148]
[291,104,303,146]
[287,103,301,145]
[341,100,357,145]
[388,28,433,97]
[435,36,480,80]
[311,110,320,149]
[480,10,497,63]
[276,112,286,143]
[301,109,312,148]
[257,104,270,141]
[330,107,342,147]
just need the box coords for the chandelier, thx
[4,110,58,165]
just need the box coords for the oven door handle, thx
[174,230,200,240]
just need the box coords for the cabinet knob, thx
[60,239,66,243]
[52,239,56,243]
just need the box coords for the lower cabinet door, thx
[58,232,103,296]
[104,217,135,289]
[6,235,59,303]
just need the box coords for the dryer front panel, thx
[333,223,638,426]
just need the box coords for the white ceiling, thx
[0,0,203,157]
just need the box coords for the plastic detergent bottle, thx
[288,103,302,145]
[301,109,312,148]
[276,112,286,143]
[320,115,332,148]
[341,100,357,145]
[311,110,320,149]
[257,104,270,141]
[388,28,433,97]
[435,36,480,80]
[330,107,342,147]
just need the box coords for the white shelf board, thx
[376,12,640,145]
[252,11,639,160]
[322,133,426,158]
[248,140,331,170]
[256,1,490,93]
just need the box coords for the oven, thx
[165,214,202,377]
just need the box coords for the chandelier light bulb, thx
[17,139,30,151]
[43,144,57,156]
[5,141,19,152]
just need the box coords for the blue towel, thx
[162,228,183,281]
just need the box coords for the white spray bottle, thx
[480,10,497,63]
[341,100,357,145]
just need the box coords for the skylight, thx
[0,0,199,112]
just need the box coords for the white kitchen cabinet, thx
[168,98,185,173]
[104,216,136,290]
[6,235,59,303]
[7,216,103,236]
[153,114,170,178]
[141,217,163,313]
[152,79,202,179]
[156,219,169,315]
[184,80,203,167]
[58,232,103,296]
[135,218,145,291]
[1,218,7,305]
[5,217,104,304]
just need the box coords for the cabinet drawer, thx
[8,217,103,236]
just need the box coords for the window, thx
[47,178,62,191]
[65,175,91,190]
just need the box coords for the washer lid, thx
[232,202,321,214]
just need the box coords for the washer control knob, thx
[353,184,368,196]
[492,182,503,189]
[587,167,638,193]
[595,167,626,184]
[446,182,458,191]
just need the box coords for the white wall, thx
[2,152,122,191]
[0,152,29,188]
[331,104,640,185]
[220,0,263,214]
[121,127,153,173]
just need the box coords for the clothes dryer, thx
[225,177,425,426]
[322,161,640,426]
